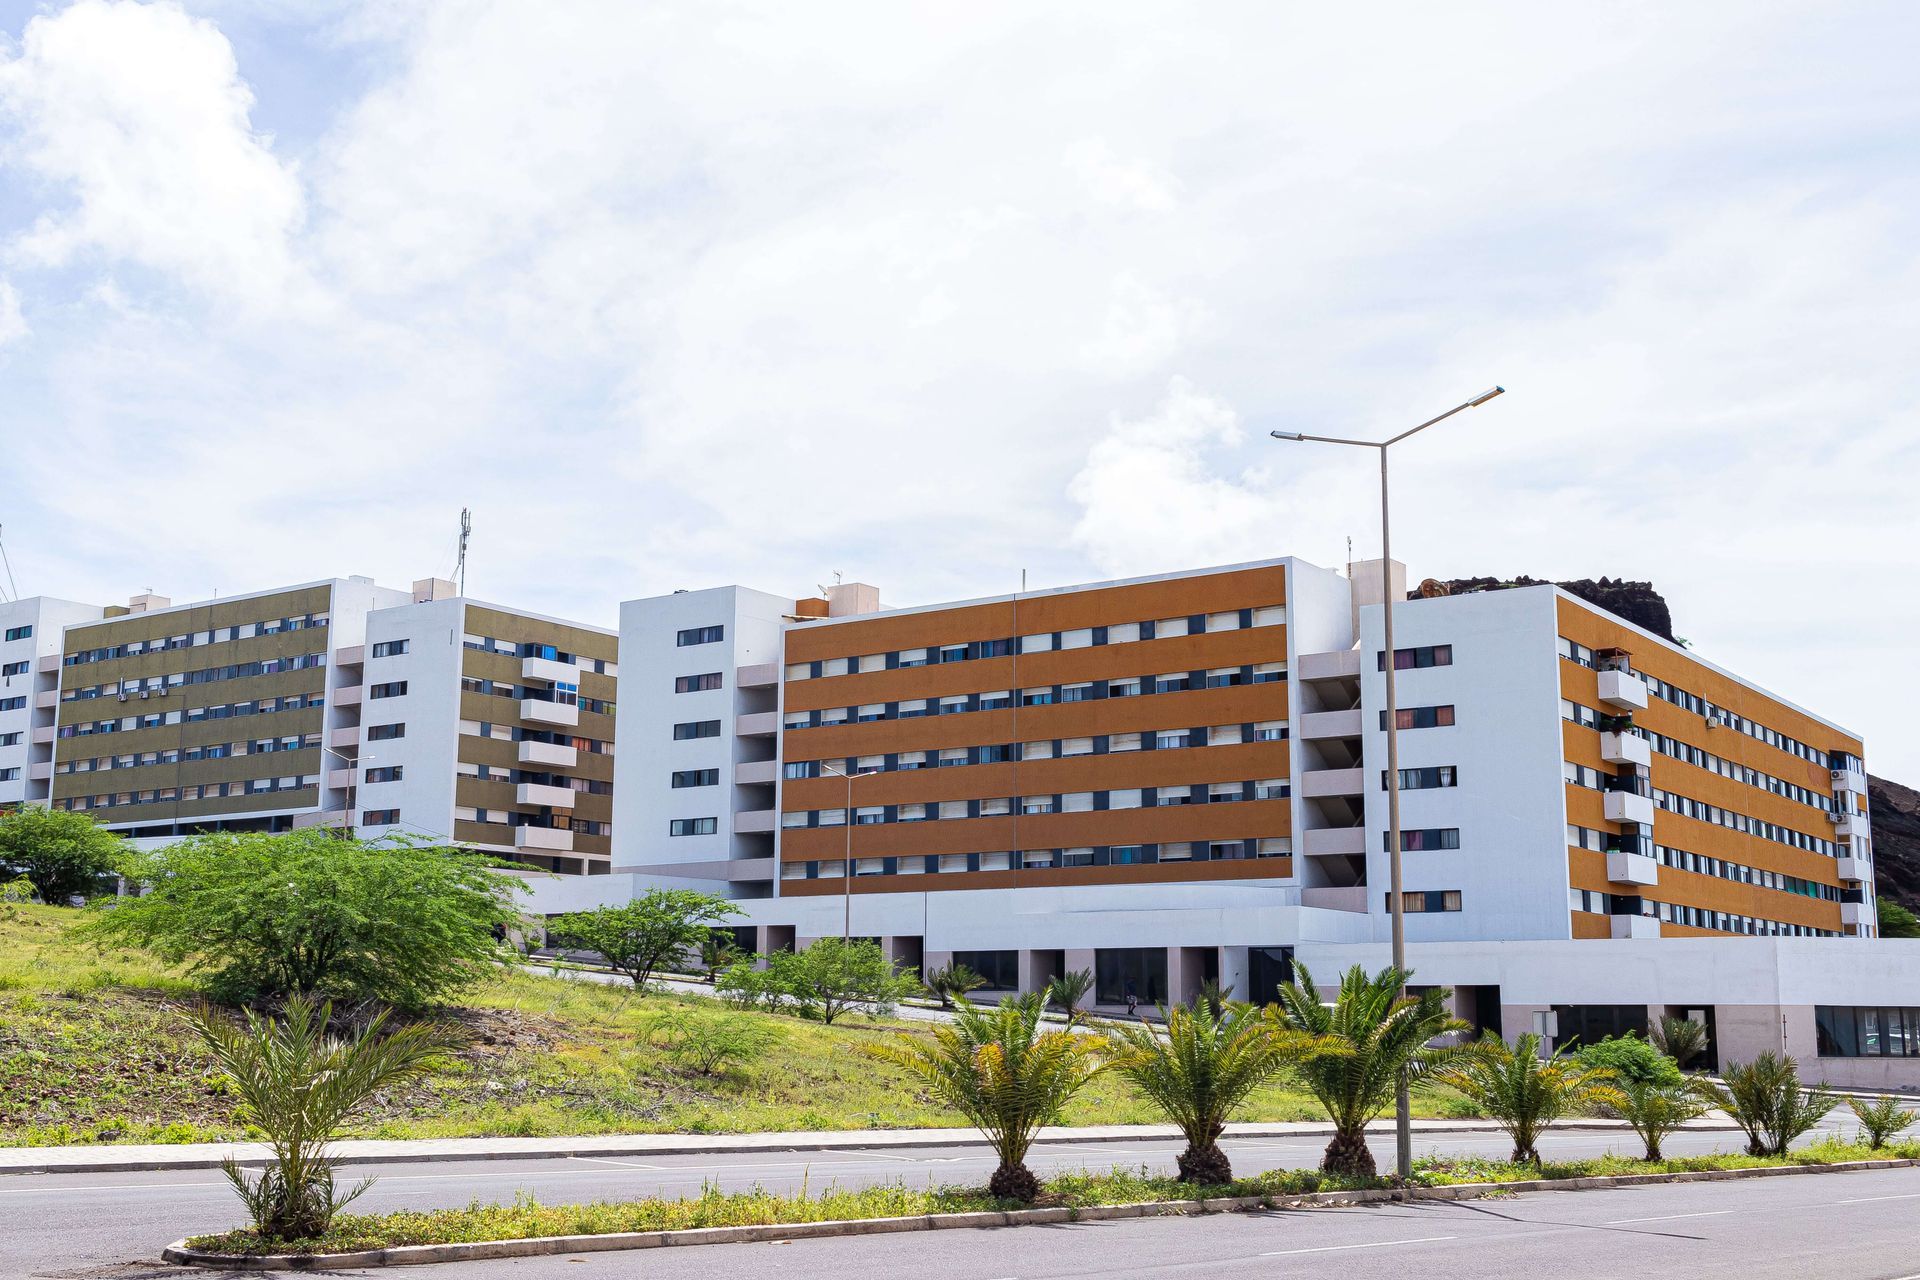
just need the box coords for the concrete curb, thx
[159,1156,1920,1270]
[2,1119,1740,1177]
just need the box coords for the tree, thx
[1605,1077,1726,1161]
[768,938,919,1024]
[188,996,456,1241]
[1436,1032,1621,1165]
[1714,1052,1839,1156]
[699,930,740,981]
[1106,1000,1330,1183]
[1045,968,1094,1024]
[1849,1094,1919,1150]
[868,994,1104,1202]
[1270,963,1477,1178]
[88,829,520,1009]
[0,805,125,904]
[1574,1033,1683,1087]
[1648,1015,1710,1072]
[550,890,738,991]
[1878,899,1920,939]
[925,962,987,1009]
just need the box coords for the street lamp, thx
[816,761,878,941]
[319,744,369,833]
[1270,385,1504,1187]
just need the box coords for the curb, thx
[160,1156,1920,1270]
[1,1120,1740,1177]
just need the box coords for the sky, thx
[0,1,1917,775]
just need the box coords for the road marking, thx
[1261,1235,1456,1257]
[568,1156,668,1171]
[1833,1192,1920,1205]
[1604,1210,1734,1225]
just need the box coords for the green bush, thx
[0,807,126,904]
[662,1016,780,1076]
[764,940,919,1025]
[1716,1052,1839,1156]
[1848,1094,1917,1150]
[548,891,739,991]
[1573,1034,1681,1087]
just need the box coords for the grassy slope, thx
[0,904,1479,1146]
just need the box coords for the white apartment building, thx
[0,596,107,810]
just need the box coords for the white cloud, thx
[0,279,24,346]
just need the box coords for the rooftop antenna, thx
[1346,535,1353,578]
[0,525,18,603]
[456,508,471,597]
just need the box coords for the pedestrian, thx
[1125,981,1139,1018]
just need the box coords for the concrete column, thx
[922,948,955,977]
[1018,949,1063,995]
[1219,947,1251,1005]
[1502,1004,1554,1053]
[1065,947,1098,1004]
[883,935,923,974]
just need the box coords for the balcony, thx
[1610,914,1660,940]
[521,698,580,728]
[1302,886,1368,913]
[329,726,360,749]
[1607,850,1660,887]
[27,761,51,782]
[30,724,54,746]
[736,759,778,785]
[1299,709,1363,741]
[1297,649,1360,681]
[333,685,363,707]
[35,653,59,674]
[1841,901,1872,928]
[1301,767,1365,799]
[522,655,576,685]
[518,739,578,768]
[1831,764,1868,796]
[1836,855,1871,883]
[334,644,365,666]
[1302,826,1367,857]
[736,809,776,834]
[737,662,779,689]
[516,782,577,809]
[1596,670,1648,711]
[1599,731,1652,768]
[515,825,574,853]
[1604,790,1656,826]
[737,711,778,737]
[34,689,58,710]
[326,768,356,790]
[1831,809,1869,839]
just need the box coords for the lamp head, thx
[1269,430,1306,441]
[1468,386,1505,407]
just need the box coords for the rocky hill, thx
[1426,574,1914,910]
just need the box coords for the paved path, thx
[1,1119,1856,1277]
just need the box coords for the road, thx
[1,1118,1863,1277]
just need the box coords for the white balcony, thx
[737,710,778,737]
[333,685,363,707]
[1300,709,1363,741]
[326,768,356,790]
[1611,913,1660,940]
[737,662,779,689]
[334,644,365,666]
[1297,649,1360,681]
[1607,850,1660,887]
[1302,886,1368,913]
[1302,826,1367,857]
[522,655,576,685]
[35,653,60,674]
[1831,765,1868,797]
[28,761,51,782]
[521,698,580,728]
[1831,809,1869,839]
[735,808,777,834]
[292,809,346,830]
[329,726,360,749]
[1604,790,1656,826]
[34,689,58,710]
[31,724,54,746]
[518,739,578,768]
[735,759,778,785]
[516,782,577,809]
[1841,901,1872,928]
[1600,731,1652,768]
[1596,669,1648,711]
[1836,855,1871,883]
[515,825,574,853]
[1301,767,1365,798]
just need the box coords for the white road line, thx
[1604,1210,1734,1225]
[1261,1235,1456,1257]
[1833,1192,1920,1205]
[567,1156,668,1171]
[0,1180,226,1195]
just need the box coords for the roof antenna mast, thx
[456,508,471,597]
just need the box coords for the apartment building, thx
[351,580,618,875]
[519,554,1916,1087]
[0,596,106,810]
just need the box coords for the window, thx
[1021,687,1054,706]
[1386,766,1457,790]
[1378,644,1453,670]
[1060,736,1093,757]
[362,808,399,825]
[1256,837,1291,858]
[670,817,718,836]
[1019,633,1054,654]
[0,660,28,677]
[1252,605,1286,627]
[1208,782,1244,803]
[1108,731,1141,752]
[1382,705,1455,730]
[1252,720,1288,741]
[365,766,403,783]
[0,767,17,781]
[1060,628,1093,650]
[1108,678,1141,698]
[1205,611,1240,633]
[1205,667,1244,688]
[979,797,1011,816]
[1818,1007,1920,1058]
[856,806,885,824]
[1155,730,1190,749]
[0,732,18,747]
[1107,622,1140,644]
[369,681,408,699]
[371,639,409,658]
[672,768,719,788]
[1154,672,1190,693]
[365,723,406,742]
[1393,890,1463,913]
[1107,788,1142,810]
[1060,682,1095,703]
[1208,725,1243,746]
[1021,795,1056,814]
[954,950,1019,989]
[673,720,721,740]
[3,625,31,641]
[1095,948,1168,1005]
[1254,779,1289,800]
[677,625,725,646]
[1387,828,1461,851]
[675,672,723,693]
[783,761,815,780]
[1155,617,1191,638]
[1252,662,1285,684]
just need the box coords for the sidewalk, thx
[0,1116,1740,1176]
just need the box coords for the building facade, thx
[0,596,106,811]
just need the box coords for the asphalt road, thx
[0,1119,1862,1277]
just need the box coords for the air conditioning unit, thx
[139,690,150,700]
[116,694,128,703]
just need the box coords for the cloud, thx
[0,0,308,308]
[0,279,24,346]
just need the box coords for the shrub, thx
[766,939,918,1025]
[924,963,987,1010]
[698,931,740,981]
[1715,1053,1839,1156]
[88,829,522,1009]
[1603,1077,1722,1161]
[1849,1094,1918,1150]
[1574,1034,1682,1088]
[1648,1016,1710,1071]
[663,1016,780,1076]
[549,891,739,992]
[0,806,126,905]
[1046,968,1094,1023]
[1435,1033,1621,1165]
[714,959,772,1010]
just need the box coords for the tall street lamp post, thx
[1270,385,1504,1186]
[817,761,877,941]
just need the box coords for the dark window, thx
[1816,1006,1920,1057]
[362,808,400,825]
[0,660,28,677]
[675,672,723,693]
[672,768,719,788]
[673,720,721,740]
[1381,705,1455,730]
[367,723,406,741]
[1095,948,1168,1006]
[676,625,725,646]
[365,766,403,783]
[1247,946,1294,1005]
[1384,766,1457,790]
[3,625,31,641]
[1385,827,1461,852]
[1389,890,1462,913]
[1378,644,1453,670]
[369,681,409,699]
[371,639,409,658]
[669,817,718,836]
[953,950,1019,990]
[1552,1005,1651,1049]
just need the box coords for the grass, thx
[184,1140,1920,1257]
[0,903,1478,1146]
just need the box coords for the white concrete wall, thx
[358,597,466,842]
[0,597,102,807]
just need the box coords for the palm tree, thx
[1714,1052,1839,1156]
[867,994,1104,1202]
[1648,1015,1710,1071]
[924,962,987,1010]
[1270,963,1477,1177]
[1849,1094,1919,1150]
[1436,1032,1620,1165]
[699,930,739,981]
[1045,968,1094,1024]
[1106,1000,1330,1183]
[1606,1076,1723,1161]
[187,996,457,1240]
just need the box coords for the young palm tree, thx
[1648,1015,1710,1072]
[1106,1000,1330,1184]
[1714,1052,1839,1156]
[1435,1032,1621,1165]
[188,996,457,1241]
[867,993,1103,1202]
[924,962,988,1010]
[1606,1076,1723,1161]
[1270,962,1477,1177]
[1848,1094,1917,1150]
[1045,968,1094,1024]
